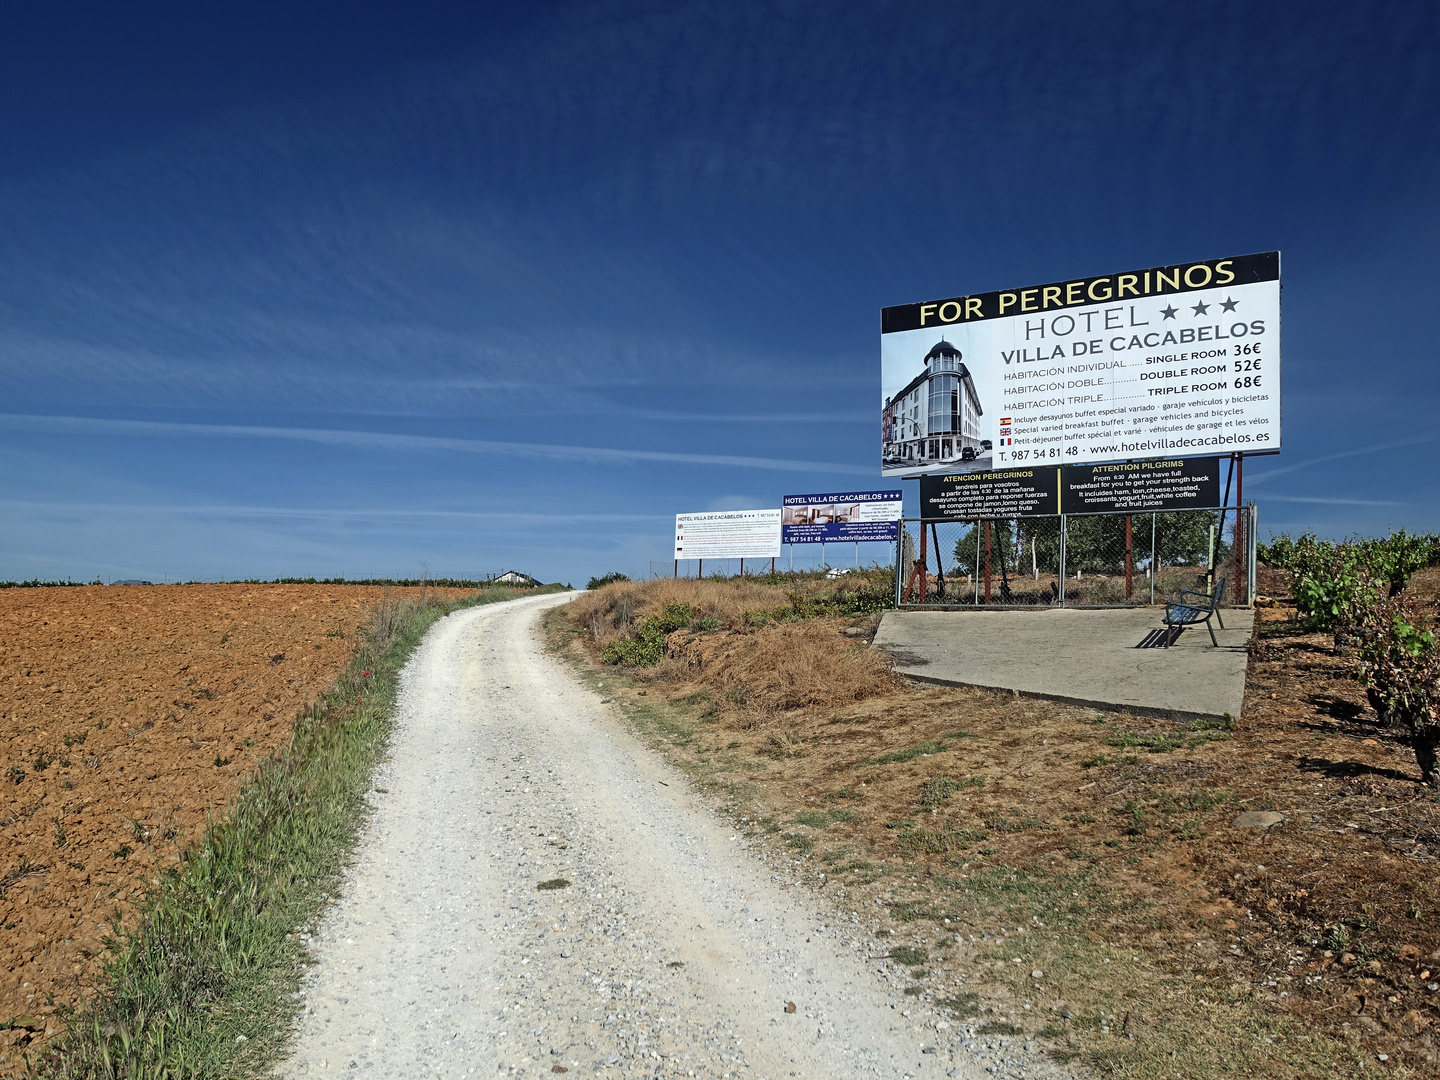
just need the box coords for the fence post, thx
[983,521,992,604]
[1234,456,1246,606]
[1248,502,1258,608]
[974,522,981,604]
[919,522,928,603]
[1058,515,1066,606]
[894,533,904,607]
[1125,515,1133,601]
[1150,513,1157,605]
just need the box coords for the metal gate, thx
[895,504,1257,609]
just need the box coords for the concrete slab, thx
[872,606,1254,721]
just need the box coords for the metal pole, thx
[699,558,703,579]
[1058,515,1066,606]
[1234,455,1246,605]
[673,559,677,579]
[855,541,859,568]
[984,520,992,604]
[974,522,981,604]
[1125,515,1133,601]
[895,534,905,607]
[1248,503,1258,607]
[919,521,928,603]
[1150,513,1157,605]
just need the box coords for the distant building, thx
[882,340,983,470]
[494,570,539,585]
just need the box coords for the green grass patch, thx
[40,585,563,1078]
[862,740,947,766]
[886,946,928,966]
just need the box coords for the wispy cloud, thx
[1260,495,1406,507]
[0,498,665,525]
[1244,434,1440,485]
[0,413,876,476]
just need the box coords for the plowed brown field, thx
[0,583,469,1068]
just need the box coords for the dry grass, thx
[663,619,902,725]
[572,576,900,726]
[553,570,1440,1078]
[571,572,890,651]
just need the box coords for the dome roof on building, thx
[925,340,961,361]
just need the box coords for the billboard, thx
[882,253,1280,478]
[920,469,1058,520]
[1060,457,1220,515]
[782,490,903,544]
[920,456,1223,520]
[674,510,782,560]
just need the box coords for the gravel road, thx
[281,593,1069,1080]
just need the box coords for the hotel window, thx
[928,375,958,435]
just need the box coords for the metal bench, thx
[1162,576,1226,647]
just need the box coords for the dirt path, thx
[280,593,1025,1080]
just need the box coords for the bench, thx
[1162,576,1226,647]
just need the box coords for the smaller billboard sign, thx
[674,510,782,560]
[919,456,1224,520]
[920,469,1060,521]
[1060,457,1220,515]
[782,490,903,544]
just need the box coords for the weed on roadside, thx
[40,585,562,1078]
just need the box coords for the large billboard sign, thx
[920,456,1223,520]
[782,490,903,544]
[674,510,782,560]
[881,253,1280,478]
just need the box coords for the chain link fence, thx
[898,505,1256,608]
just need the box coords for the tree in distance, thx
[587,572,630,590]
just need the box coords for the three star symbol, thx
[1220,296,1239,312]
[1159,305,1177,320]
[1191,300,1210,316]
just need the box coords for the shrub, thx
[1355,597,1440,787]
[1289,537,1380,635]
[587,571,631,590]
[1257,531,1303,569]
[601,602,694,666]
[1354,530,1437,597]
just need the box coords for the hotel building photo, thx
[882,339,985,472]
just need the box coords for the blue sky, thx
[1,0,1437,583]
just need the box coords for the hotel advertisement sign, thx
[920,456,1223,520]
[1061,457,1220,515]
[674,510,782,560]
[782,490,903,544]
[881,252,1280,478]
[920,470,1058,521]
